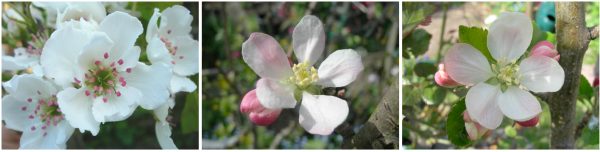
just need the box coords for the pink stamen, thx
[95,60,101,65]
[42,125,47,130]
[116,91,121,97]
[104,52,109,59]
[110,62,115,67]
[126,68,132,73]
[29,115,34,119]
[27,98,32,102]
[118,59,124,65]
[85,90,91,96]
[121,81,127,87]
[102,97,108,103]
[31,126,36,131]
[21,106,27,111]
[171,61,176,64]
[74,77,81,83]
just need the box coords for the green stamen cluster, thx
[288,62,318,89]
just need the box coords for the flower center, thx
[489,62,521,91]
[288,62,318,89]
[24,94,63,137]
[75,52,130,102]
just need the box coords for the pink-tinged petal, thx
[242,33,293,80]
[444,43,493,86]
[292,15,326,65]
[466,83,504,129]
[530,41,559,61]
[519,55,565,92]
[435,63,461,87]
[298,92,349,135]
[316,49,363,87]
[487,12,532,62]
[56,88,100,136]
[497,87,542,121]
[255,78,297,109]
[516,115,540,127]
[240,89,282,126]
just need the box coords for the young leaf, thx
[578,75,594,101]
[402,29,432,58]
[446,99,472,147]
[458,26,495,63]
[181,90,199,134]
[414,62,436,77]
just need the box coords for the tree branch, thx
[589,25,599,40]
[339,78,399,149]
[548,2,592,149]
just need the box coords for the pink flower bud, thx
[240,89,282,126]
[516,115,540,127]
[463,112,490,140]
[435,63,461,87]
[530,41,560,61]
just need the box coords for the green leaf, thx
[402,29,432,58]
[414,62,436,77]
[446,99,472,147]
[528,21,548,51]
[181,90,199,134]
[505,126,517,138]
[578,75,594,100]
[581,125,599,146]
[458,26,495,63]
[422,86,447,105]
[402,2,435,35]
[304,139,326,149]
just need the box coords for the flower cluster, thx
[2,2,197,149]
[240,15,364,135]
[435,12,564,140]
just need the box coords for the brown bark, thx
[549,2,594,149]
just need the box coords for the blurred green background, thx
[202,2,399,149]
[1,2,199,149]
[402,2,599,149]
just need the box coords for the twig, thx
[589,25,599,40]
[574,111,593,139]
[436,3,448,64]
[202,127,248,149]
[268,121,296,149]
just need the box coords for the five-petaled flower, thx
[444,12,564,129]
[242,15,364,135]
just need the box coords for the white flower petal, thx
[159,5,192,38]
[155,122,178,149]
[153,98,175,125]
[2,95,32,132]
[58,2,106,24]
[487,12,532,62]
[242,32,293,80]
[23,121,74,149]
[52,121,75,146]
[145,8,161,42]
[292,15,326,65]
[170,75,197,93]
[256,78,297,109]
[147,36,172,66]
[78,32,115,69]
[2,56,28,70]
[466,83,504,129]
[117,45,141,72]
[172,36,199,76]
[19,127,46,149]
[2,47,38,70]
[12,75,57,101]
[497,86,542,121]
[316,49,363,87]
[444,43,494,86]
[298,92,349,135]
[91,86,141,123]
[519,55,565,92]
[41,27,91,87]
[98,11,143,58]
[57,88,100,136]
[124,62,172,110]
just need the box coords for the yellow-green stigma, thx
[494,63,521,87]
[288,62,319,89]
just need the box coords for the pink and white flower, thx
[530,40,560,61]
[240,89,282,126]
[242,15,363,135]
[2,74,75,149]
[40,11,171,135]
[146,5,198,94]
[444,12,564,129]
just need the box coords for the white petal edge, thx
[170,75,197,93]
[316,49,363,87]
[255,78,297,109]
[147,36,172,66]
[444,43,494,86]
[497,86,542,121]
[98,11,143,59]
[155,122,178,149]
[40,26,91,87]
[465,83,504,129]
[519,55,565,92]
[487,12,533,62]
[298,92,349,135]
[292,15,326,65]
[57,88,100,136]
[242,32,293,80]
[124,62,172,110]
[172,36,199,76]
[91,86,141,123]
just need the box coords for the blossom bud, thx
[530,41,560,61]
[435,63,461,87]
[240,89,281,126]
[516,115,540,127]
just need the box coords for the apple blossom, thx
[2,74,75,149]
[444,12,564,129]
[242,15,363,135]
[40,11,171,135]
[146,5,198,94]
[463,112,489,140]
[240,89,282,126]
